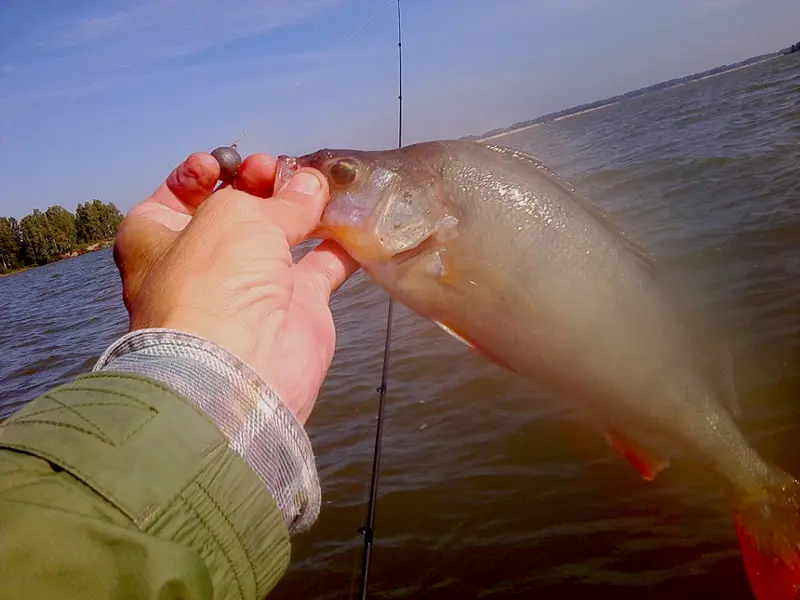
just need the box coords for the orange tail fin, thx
[734,476,800,600]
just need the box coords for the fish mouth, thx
[275,154,391,264]
[275,154,299,192]
[275,152,328,188]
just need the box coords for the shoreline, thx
[669,55,778,88]
[477,54,782,143]
[477,102,619,142]
[0,238,114,279]
[0,265,35,278]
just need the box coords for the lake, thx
[1,53,798,600]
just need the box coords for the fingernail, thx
[287,171,320,195]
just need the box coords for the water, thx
[1,54,799,599]
[0,251,128,416]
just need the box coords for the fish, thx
[276,140,800,600]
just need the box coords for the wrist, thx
[93,327,321,534]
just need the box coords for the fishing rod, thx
[356,1,402,597]
[207,3,403,596]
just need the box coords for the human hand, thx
[113,151,359,424]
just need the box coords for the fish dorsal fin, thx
[482,143,658,276]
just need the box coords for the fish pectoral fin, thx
[605,431,670,481]
[434,320,475,349]
[433,321,517,373]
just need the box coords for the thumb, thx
[259,168,330,246]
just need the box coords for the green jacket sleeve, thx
[0,372,291,600]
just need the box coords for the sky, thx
[0,0,798,218]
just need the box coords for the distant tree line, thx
[0,200,123,273]
[785,42,800,54]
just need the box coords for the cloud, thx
[60,13,130,46]
[0,0,364,111]
[0,41,381,113]
[28,0,347,59]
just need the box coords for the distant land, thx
[465,42,800,143]
[0,200,123,276]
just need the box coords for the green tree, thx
[97,200,124,238]
[0,217,23,272]
[20,209,58,265]
[75,202,97,244]
[76,199,123,244]
[17,205,79,265]
[44,205,77,253]
[3,198,122,273]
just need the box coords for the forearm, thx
[0,329,320,599]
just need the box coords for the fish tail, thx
[734,471,800,600]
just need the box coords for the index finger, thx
[164,152,221,212]
[134,150,280,221]
[134,152,221,219]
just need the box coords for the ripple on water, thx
[2,55,800,600]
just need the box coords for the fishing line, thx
[222,0,395,153]
[211,0,395,187]
[355,1,402,598]
[210,2,404,597]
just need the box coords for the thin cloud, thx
[26,0,347,59]
[0,44,380,109]
[60,13,130,46]
[1,0,357,110]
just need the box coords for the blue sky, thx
[1,0,798,218]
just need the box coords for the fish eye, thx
[329,159,358,186]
